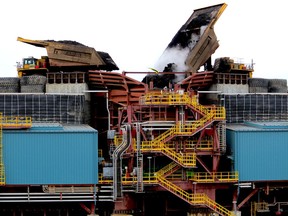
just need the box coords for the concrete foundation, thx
[209,84,249,94]
[46,83,90,100]
[204,84,249,104]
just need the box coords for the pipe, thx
[112,124,132,200]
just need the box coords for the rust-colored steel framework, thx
[90,71,238,216]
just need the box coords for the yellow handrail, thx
[0,116,32,129]
[114,135,122,146]
[0,113,5,185]
[185,139,213,150]
[141,141,196,167]
[251,202,269,216]
[191,172,239,182]
[140,92,226,117]
[98,169,237,215]
[156,162,179,177]
[157,175,235,216]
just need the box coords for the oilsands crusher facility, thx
[0,3,288,216]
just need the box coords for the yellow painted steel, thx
[185,139,213,150]
[156,162,179,176]
[98,173,113,184]
[0,116,32,129]
[98,164,237,216]
[191,172,239,183]
[140,91,226,117]
[98,149,103,157]
[153,139,213,151]
[0,114,32,185]
[114,135,122,146]
[165,173,183,181]
[251,202,269,216]
[0,113,4,185]
[140,92,225,167]
[141,140,196,167]
[157,175,235,216]
[109,91,231,215]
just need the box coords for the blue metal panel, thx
[3,124,98,185]
[227,124,288,182]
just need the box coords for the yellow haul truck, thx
[17,37,118,77]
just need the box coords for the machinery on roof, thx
[156,3,226,75]
[0,2,287,216]
[17,37,119,77]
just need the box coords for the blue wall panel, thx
[3,124,98,185]
[227,126,288,182]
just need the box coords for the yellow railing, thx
[185,139,213,150]
[156,162,180,177]
[98,168,236,215]
[0,113,5,185]
[98,173,160,185]
[157,175,235,216]
[114,135,122,146]
[191,172,239,183]
[141,141,196,167]
[165,173,184,181]
[147,139,213,151]
[140,92,209,114]
[140,92,226,117]
[160,143,196,167]
[140,92,225,154]
[141,107,224,147]
[98,173,113,184]
[251,202,269,216]
[141,118,210,148]
[98,149,103,157]
[140,107,224,157]
[0,116,32,129]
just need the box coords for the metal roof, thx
[227,121,288,131]
[5,123,97,133]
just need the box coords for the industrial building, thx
[0,3,288,216]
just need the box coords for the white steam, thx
[154,25,208,72]
[153,25,209,83]
[154,46,189,72]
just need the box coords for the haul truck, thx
[17,37,118,77]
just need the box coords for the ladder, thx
[0,113,5,185]
[136,123,144,193]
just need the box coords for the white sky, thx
[1,0,287,81]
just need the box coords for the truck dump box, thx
[17,37,119,71]
[163,3,227,74]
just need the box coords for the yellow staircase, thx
[141,140,196,167]
[156,162,181,177]
[156,175,235,216]
[139,92,233,215]
[140,92,225,167]
[141,110,222,167]
[140,91,224,117]
[141,92,225,146]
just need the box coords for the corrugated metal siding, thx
[227,128,288,182]
[3,124,98,185]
